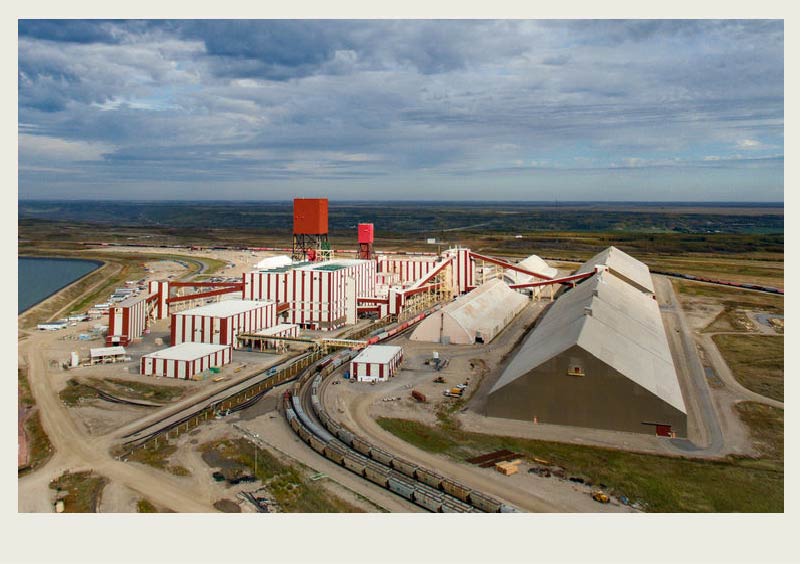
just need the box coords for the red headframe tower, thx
[357,223,375,260]
[292,198,329,261]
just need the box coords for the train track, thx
[283,310,521,513]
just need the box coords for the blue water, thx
[18,257,101,314]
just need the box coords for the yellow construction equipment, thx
[592,490,610,504]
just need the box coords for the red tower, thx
[292,198,329,261]
[357,223,374,260]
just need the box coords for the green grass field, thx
[712,335,784,402]
[377,418,783,512]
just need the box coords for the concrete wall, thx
[485,345,688,437]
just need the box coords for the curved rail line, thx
[283,310,521,513]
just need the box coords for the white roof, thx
[174,299,272,318]
[410,279,528,344]
[353,345,403,364]
[297,259,369,271]
[90,346,126,357]
[114,293,150,307]
[575,246,654,294]
[255,255,292,270]
[490,271,685,413]
[142,342,229,361]
[254,323,298,336]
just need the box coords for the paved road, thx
[654,275,725,456]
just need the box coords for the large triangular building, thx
[486,248,687,437]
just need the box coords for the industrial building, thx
[351,345,404,382]
[377,255,439,284]
[140,342,232,380]
[504,254,558,286]
[242,259,376,330]
[574,246,655,295]
[106,294,149,346]
[486,269,687,437]
[238,323,300,352]
[90,346,127,365]
[410,279,528,344]
[106,282,169,346]
[170,299,276,347]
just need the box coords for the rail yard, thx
[18,198,784,515]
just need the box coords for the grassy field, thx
[712,335,784,402]
[377,418,783,512]
[672,279,784,311]
[88,377,187,403]
[59,377,187,407]
[200,438,365,513]
[735,402,783,460]
[126,440,191,477]
[49,471,108,513]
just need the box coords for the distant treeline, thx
[19,200,783,236]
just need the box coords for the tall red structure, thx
[292,198,329,261]
[357,223,374,260]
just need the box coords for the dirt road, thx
[18,333,216,512]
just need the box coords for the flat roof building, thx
[351,345,403,382]
[171,299,276,347]
[141,342,232,380]
[90,346,127,364]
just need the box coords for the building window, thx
[567,360,585,377]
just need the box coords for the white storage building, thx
[574,246,655,294]
[410,279,528,345]
[486,270,686,436]
[140,342,232,380]
[90,346,127,365]
[352,345,404,382]
[504,254,558,285]
[171,299,276,347]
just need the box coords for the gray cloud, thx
[18,19,784,201]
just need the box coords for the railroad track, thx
[283,313,520,513]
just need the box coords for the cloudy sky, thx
[18,20,784,201]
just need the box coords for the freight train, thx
[282,324,519,513]
[651,270,784,295]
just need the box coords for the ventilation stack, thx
[292,198,330,261]
[357,223,375,260]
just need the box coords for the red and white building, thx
[140,342,232,380]
[351,345,404,382]
[242,259,376,330]
[170,299,276,347]
[107,294,149,346]
[377,256,439,284]
[443,247,474,295]
[147,280,169,320]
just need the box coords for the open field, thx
[49,470,108,513]
[712,335,784,402]
[735,402,783,460]
[200,438,365,513]
[377,418,782,512]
